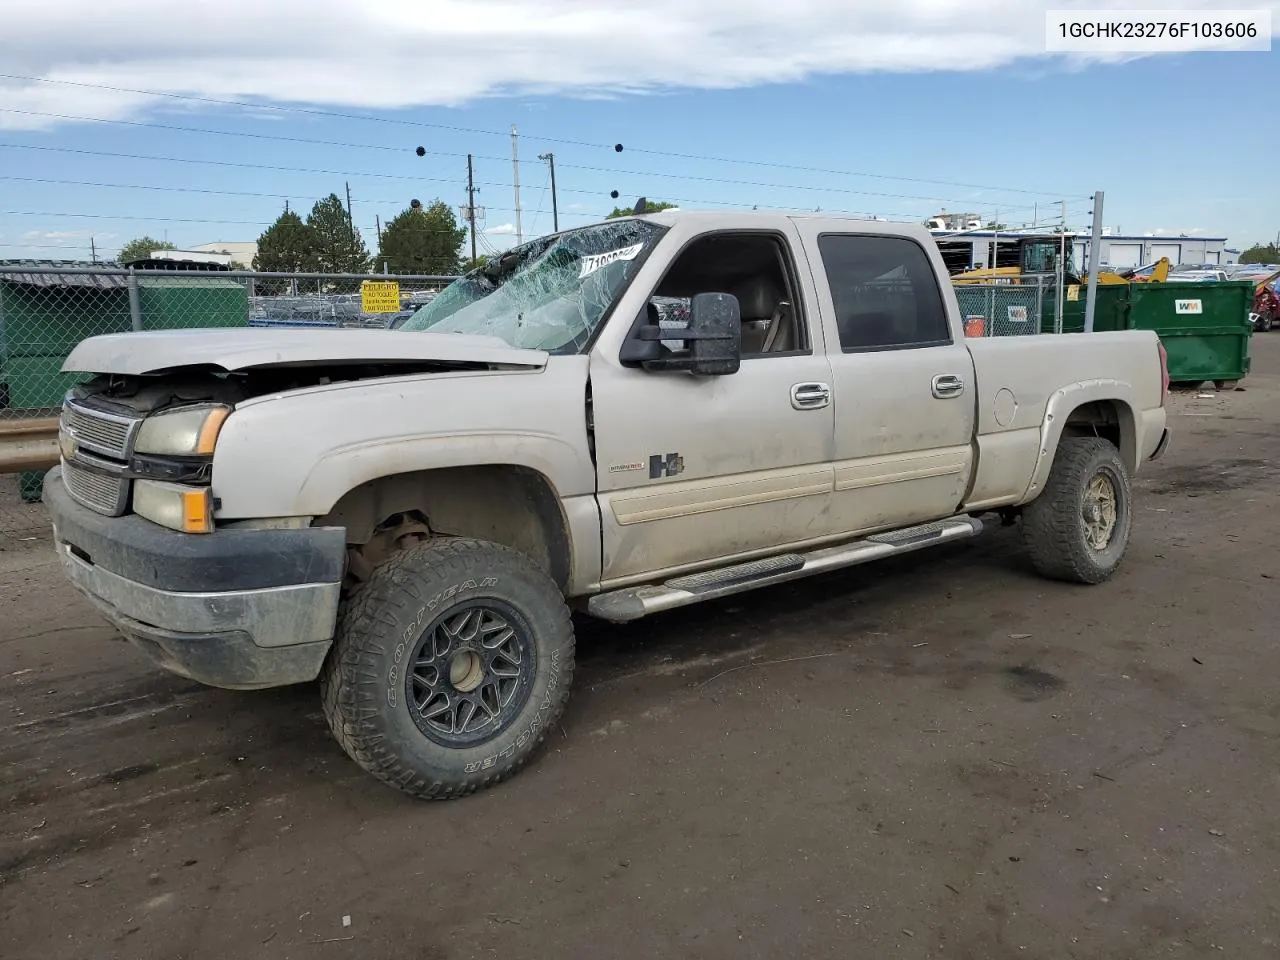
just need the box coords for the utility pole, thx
[1084,191,1105,333]
[511,126,523,246]
[90,237,97,264]
[991,209,999,270]
[538,152,559,232]
[345,181,355,241]
[466,154,478,264]
[375,215,382,249]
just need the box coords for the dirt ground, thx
[2,337,1278,960]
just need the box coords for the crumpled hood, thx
[61,328,548,376]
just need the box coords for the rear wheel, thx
[320,538,574,800]
[1021,437,1132,584]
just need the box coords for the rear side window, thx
[818,234,952,352]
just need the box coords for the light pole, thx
[538,152,559,232]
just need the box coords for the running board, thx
[587,516,984,623]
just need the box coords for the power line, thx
[0,210,497,237]
[0,74,1085,198]
[0,188,1091,232]
[0,107,1084,209]
[0,138,1062,214]
[0,176,601,220]
[0,109,412,154]
[0,242,121,253]
[0,141,487,187]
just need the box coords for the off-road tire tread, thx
[319,537,574,800]
[1021,436,1131,585]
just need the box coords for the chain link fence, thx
[0,264,455,537]
[953,278,1053,337]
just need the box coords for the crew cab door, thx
[588,227,834,585]
[796,225,977,534]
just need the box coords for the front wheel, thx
[320,538,575,800]
[1021,437,1132,584]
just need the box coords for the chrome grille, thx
[63,460,129,516]
[61,400,139,460]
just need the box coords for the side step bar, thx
[587,516,984,623]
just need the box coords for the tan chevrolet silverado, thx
[45,211,1171,799]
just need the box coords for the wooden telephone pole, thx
[466,154,478,263]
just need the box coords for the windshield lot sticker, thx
[579,243,644,278]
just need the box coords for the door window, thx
[818,235,951,352]
[646,232,810,357]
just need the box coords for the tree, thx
[1239,242,1279,264]
[985,220,1008,230]
[376,200,466,275]
[606,201,677,219]
[119,236,175,264]
[252,210,313,273]
[305,193,370,273]
[460,254,489,272]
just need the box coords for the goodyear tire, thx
[320,538,574,800]
[1021,437,1132,585]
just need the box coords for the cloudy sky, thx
[0,0,1277,259]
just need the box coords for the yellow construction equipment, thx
[951,234,1170,285]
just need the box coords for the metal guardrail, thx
[0,415,58,473]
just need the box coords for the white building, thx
[188,241,258,265]
[931,228,1236,272]
[1073,232,1234,268]
[144,249,234,267]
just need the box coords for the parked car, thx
[46,212,1170,800]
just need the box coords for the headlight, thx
[133,479,213,534]
[134,404,231,456]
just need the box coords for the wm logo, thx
[649,453,684,479]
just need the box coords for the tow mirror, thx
[621,293,742,375]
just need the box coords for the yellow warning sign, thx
[361,280,401,313]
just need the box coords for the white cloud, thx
[23,229,96,240]
[485,223,516,235]
[2,1,1275,128]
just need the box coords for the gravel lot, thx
[2,336,1278,960]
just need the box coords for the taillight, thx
[1157,339,1169,406]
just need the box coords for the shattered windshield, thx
[399,219,667,352]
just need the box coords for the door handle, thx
[932,374,965,399]
[791,382,831,410]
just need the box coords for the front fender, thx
[295,431,588,514]
[210,358,595,518]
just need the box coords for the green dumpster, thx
[1030,279,1253,386]
[138,275,248,329]
[0,266,131,409]
[1042,282,1129,334]
[1,264,130,502]
[1127,281,1253,385]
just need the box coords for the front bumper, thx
[45,467,346,690]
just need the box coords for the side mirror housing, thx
[620,292,742,375]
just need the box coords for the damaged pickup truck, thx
[46,211,1171,800]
